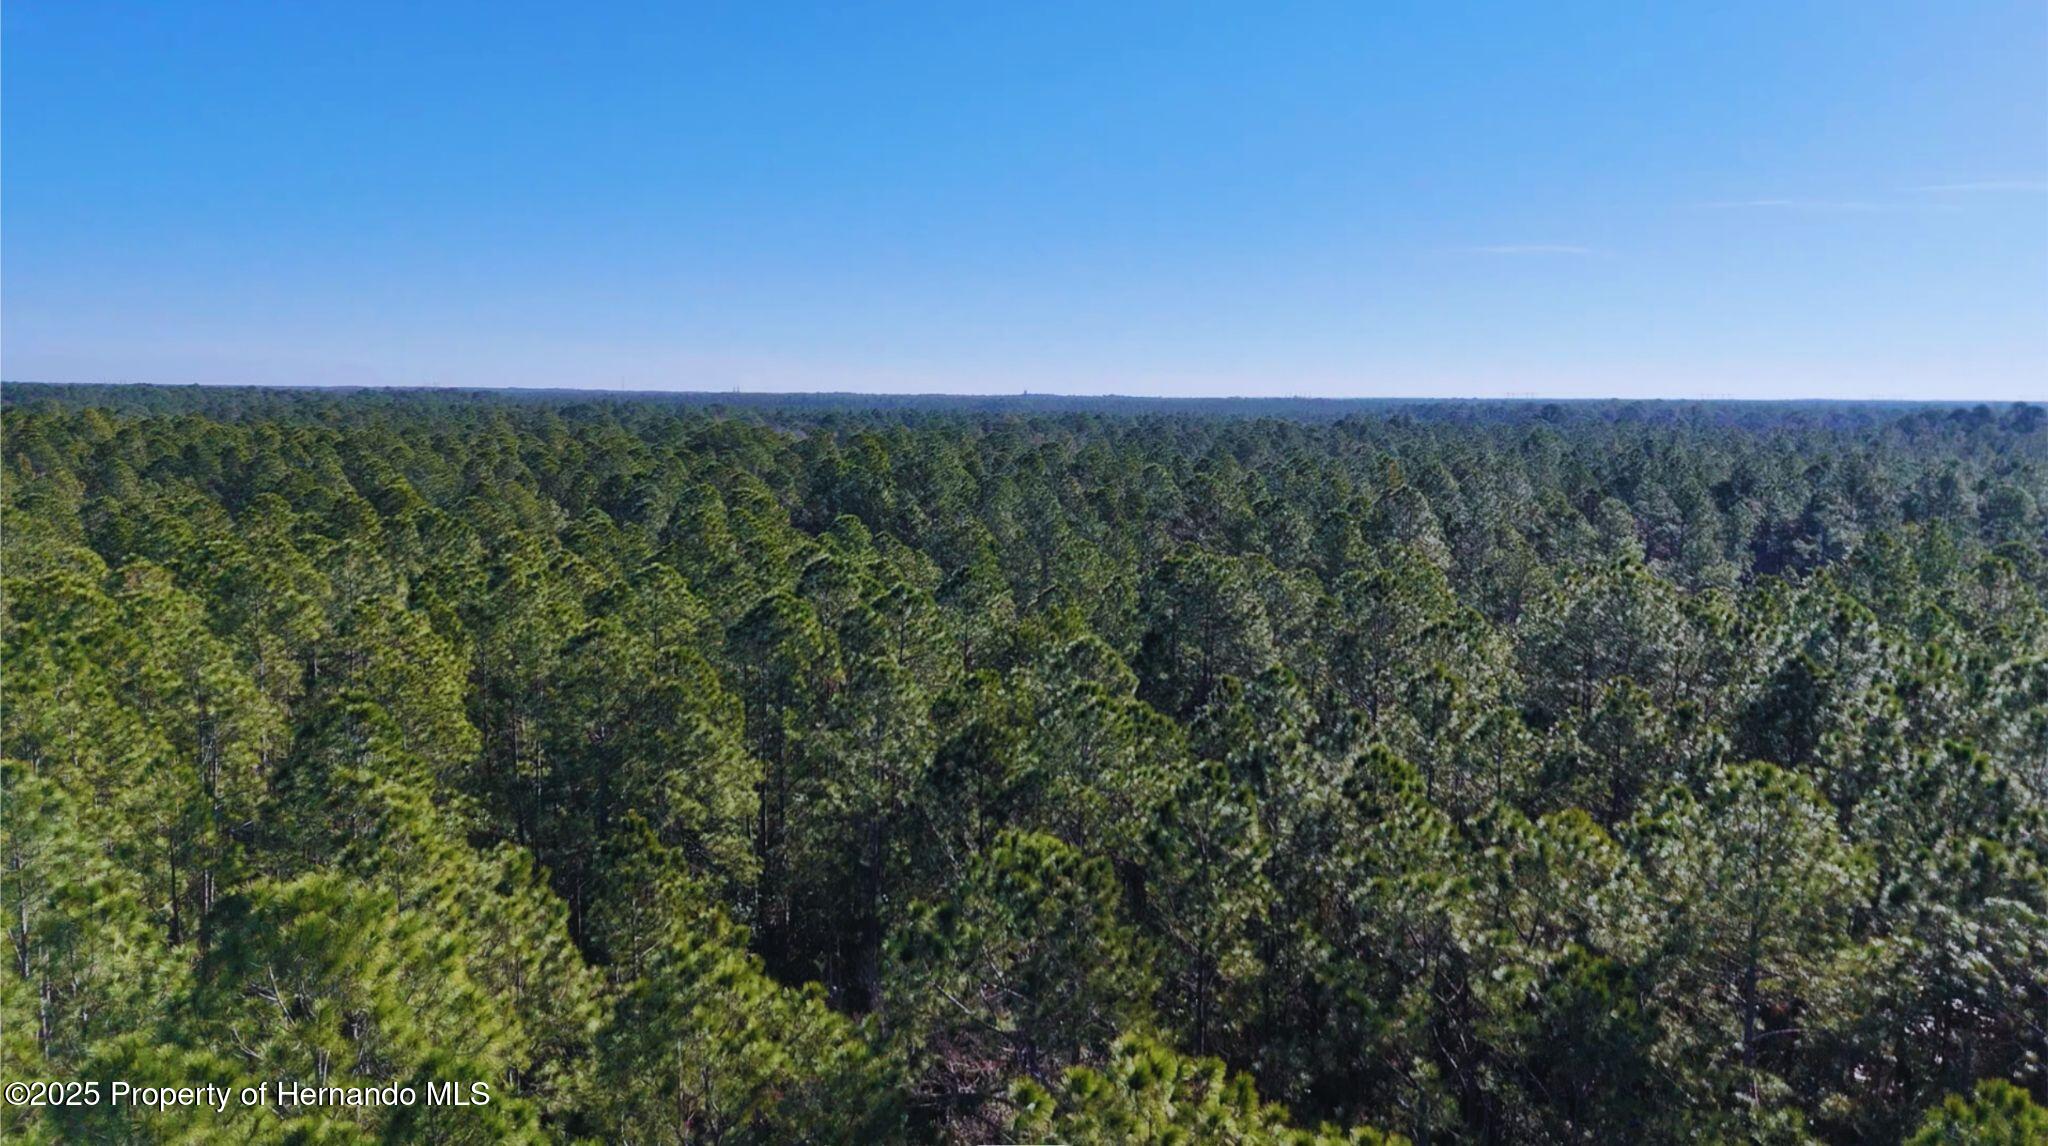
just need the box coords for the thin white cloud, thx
[1459,243,1597,256]
[1913,179,2048,193]
[1693,196,1969,215]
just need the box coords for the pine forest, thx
[4,384,2046,1144]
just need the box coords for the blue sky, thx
[5,2,2045,399]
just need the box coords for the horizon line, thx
[2,379,2034,406]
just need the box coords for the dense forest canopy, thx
[3,383,2045,1143]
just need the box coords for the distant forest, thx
[4,383,2044,1143]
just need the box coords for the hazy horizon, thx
[6,378,2034,406]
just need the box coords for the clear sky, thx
[5,2,2045,399]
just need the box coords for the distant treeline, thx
[5,379,2028,430]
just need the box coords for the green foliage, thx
[1631,763,1874,1120]
[594,865,904,1144]
[1011,1033,1407,1145]
[1908,1080,2048,1145]
[5,387,2046,1142]
[885,830,1156,1133]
